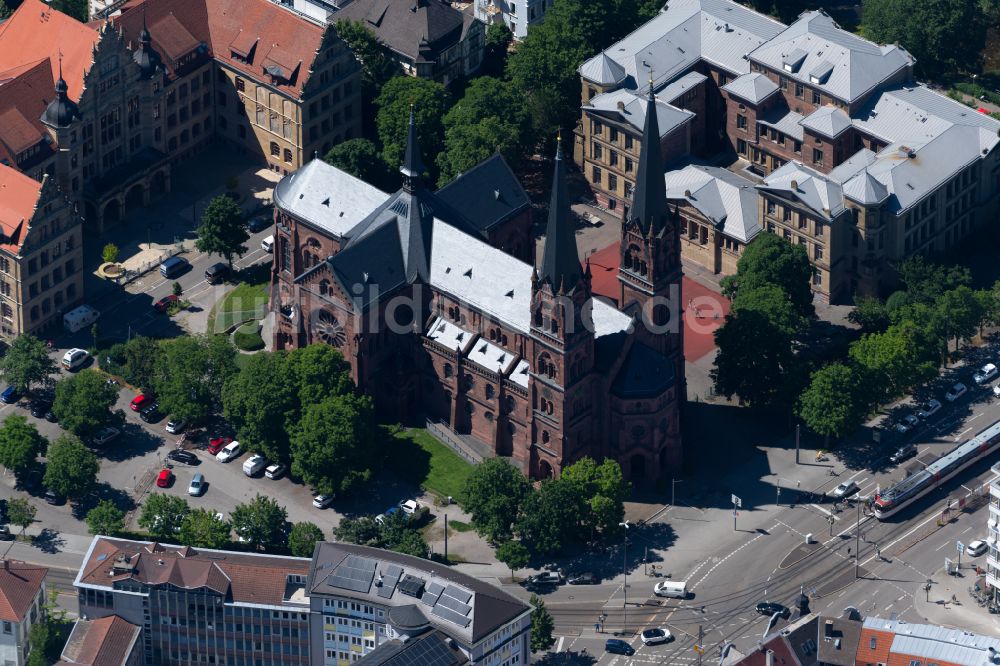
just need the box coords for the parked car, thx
[156,469,174,488]
[264,463,286,480]
[166,450,198,466]
[889,444,917,464]
[1,386,19,404]
[917,399,942,419]
[399,499,420,515]
[91,427,120,447]
[974,363,998,385]
[216,441,241,462]
[153,294,179,313]
[605,639,635,656]
[43,490,64,506]
[261,235,274,252]
[0,525,13,541]
[165,418,187,435]
[527,571,563,587]
[30,400,51,419]
[243,454,266,477]
[967,540,989,557]
[246,214,271,233]
[894,414,920,434]
[139,402,162,423]
[831,481,859,499]
[945,382,968,402]
[995,384,1000,399]
[204,262,228,285]
[188,473,205,497]
[641,628,673,645]
[755,602,790,618]
[375,507,399,526]
[207,436,232,455]
[312,494,334,509]
[61,348,89,370]
[567,572,600,585]
[130,394,152,412]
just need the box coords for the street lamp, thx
[619,520,630,636]
[855,499,861,579]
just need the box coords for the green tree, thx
[376,77,451,177]
[288,522,325,557]
[196,195,249,269]
[459,457,532,543]
[935,286,984,352]
[222,351,294,463]
[231,494,288,551]
[721,233,815,319]
[172,281,183,297]
[285,344,354,411]
[324,139,396,191]
[52,369,119,436]
[797,363,870,443]
[895,255,972,305]
[482,22,513,75]
[516,479,582,556]
[377,511,428,558]
[496,540,530,581]
[849,326,937,400]
[50,0,87,21]
[529,594,555,652]
[289,393,375,496]
[0,415,46,476]
[101,243,119,264]
[43,435,98,501]
[138,493,190,540]
[731,284,808,338]
[85,500,125,536]
[862,0,985,79]
[335,20,398,94]
[121,336,161,391]
[560,457,631,538]
[848,296,891,333]
[333,516,382,546]
[0,335,56,393]
[7,498,35,536]
[154,335,237,423]
[179,509,232,549]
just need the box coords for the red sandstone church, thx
[269,93,684,481]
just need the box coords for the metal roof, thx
[664,165,761,242]
[758,108,805,141]
[800,105,852,138]
[748,10,913,103]
[863,617,1000,665]
[579,50,627,85]
[585,88,694,138]
[722,72,779,104]
[759,161,845,219]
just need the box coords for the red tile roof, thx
[0,560,47,623]
[57,615,140,666]
[0,0,98,101]
[0,59,55,165]
[114,0,326,99]
[0,164,39,252]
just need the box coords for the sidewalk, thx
[912,570,1000,636]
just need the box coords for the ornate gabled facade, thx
[272,111,684,481]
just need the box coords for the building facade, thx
[270,104,684,481]
[986,463,1000,604]
[308,543,529,666]
[474,0,553,41]
[0,0,361,234]
[0,561,49,666]
[576,0,1000,303]
[0,167,85,340]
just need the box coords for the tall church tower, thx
[528,136,596,478]
[618,79,684,389]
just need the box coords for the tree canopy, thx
[289,393,376,495]
[529,594,555,652]
[231,494,288,551]
[459,457,531,543]
[0,415,46,476]
[335,20,397,94]
[288,522,325,557]
[7,498,35,534]
[496,540,530,581]
[139,494,190,540]
[154,335,237,423]
[376,77,451,179]
[324,139,396,191]
[52,369,119,436]
[721,233,815,319]
[797,363,870,441]
[43,435,99,500]
[179,509,232,549]
[85,500,125,536]
[196,195,249,269]
[0,335,56,393]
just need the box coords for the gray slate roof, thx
[658,71,708,104]
[586,88,694,138]
[435,152,530,233]
[800,104,852,138]
[578,0,784,91]
[748,10,913,103]
[758,108,804,141]
[664,165,761,242]
[759,161,845,219]
[579,51,627,86]
[841,169,889,205]
[722,72,778,104]
[336,0,474,62]
[863,616,1000,665]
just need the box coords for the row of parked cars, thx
[894,362,1000,437]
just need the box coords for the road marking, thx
[934,541,949,551]
[556,637,564,653]
[956,427,972,439]
[811,504,836,517]
[971,412,983,421]
[860,494,962,566]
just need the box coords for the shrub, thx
[234,322,265,351]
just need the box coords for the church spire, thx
[625,75,669,236]
[539,134,583,293]
[400,106,424,193]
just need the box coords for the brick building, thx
[576,0,1000,303]
[0,0,361,233]
[270,104,684,481]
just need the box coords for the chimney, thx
[617,100,626,112]
[790,179,798,191]
[766,649,775,666]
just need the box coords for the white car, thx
[994,384,1000,398]
[61,348,89,370]
[264,463,286,479]
[917,399,942,419]
[894,414,919,434]
[640,628,673,645]
[967,540,989,557]
[312,494,334,509]
[974,363,998,385]
[165,418,187,434]
[399,499,420,515]
[831,480,859,499]
[215,441,241,462]
[945,383,968,402]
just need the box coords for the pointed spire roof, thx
[41,56,80,129]
[625,78,669,236]
[539,135,583,293]
[400,106,425,192]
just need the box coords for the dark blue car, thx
[605,639,635,656]
[1,386,19,404]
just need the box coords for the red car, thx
[156,469,174,488]
[207,436,232,455]
[130,395,152,412]
[153,294,179,313]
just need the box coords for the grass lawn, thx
[207,280,268,334]
[448,519,473,533]
[387,428,473,500]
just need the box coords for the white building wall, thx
[987,469,1000,600]
[474,0,550,40]
[0,584,45,666]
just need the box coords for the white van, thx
[63,304,100,333]
[653,580,688,599]
[62,348,89,370]
[243,454,266,477]
[261,235,274,252]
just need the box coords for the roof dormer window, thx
[782,48,807,73]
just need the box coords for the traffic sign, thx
[731,494,742,508]
[694,645,705,655]
[957,541,965,555]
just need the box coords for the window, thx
[814,245,823,260]
[812,148,823,165]
[624,135,633,150]
[235,77,245,92]
[793,140,802,154]
[608,174,617,192]
[812,91,821,104]
[736,114,747,130]
[591,166,602,184]
[869,637,877,650]
[284,148,293,163]
[625,157,633,173]
[766,201,776,215]
[795,82,803,98]
[812,271,821,286]
[2,622,10,634]
[609,151,618,167]
[270,142,280,157]
[779,76,787,90]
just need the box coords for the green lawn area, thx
[448,519,473,533]
[386,428,474,500]
[208,280,269,334]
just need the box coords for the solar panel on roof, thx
[376,565,403,599]
[385,634,459,666]
[327,555,377,594]
[437,594,472,616]
[432,604,473,628]
[442,585,472,604]
[327,574,372,593]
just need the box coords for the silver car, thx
[188,473,205,496]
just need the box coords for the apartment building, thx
[576,0,1000,302]
[0,0,361,234]
[0,561,49,666]
[474,0,553,41]
[0,167,85,339]
[307,543,530,666]
[56,616,142,666]
[986,464,1000,604]
[74,537,313,665]
[856,617,1000,666]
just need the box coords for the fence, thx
[425,420,485,464]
